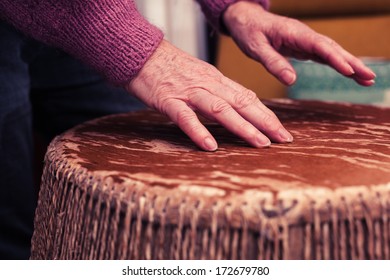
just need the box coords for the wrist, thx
[126,40,182,100]
[223,1,266,33]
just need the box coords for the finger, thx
[253,42,297,86]
[313,37,376,81]
[334,46,376,80]
[188,91,271,148]
[219,77,293,143]
[288,35,376,86]
[163,99,218,151]
[298,35,375,81]
[351,75,375,87]
[306,36,358,77]
[285,47,376,85]
[241,32,297,85]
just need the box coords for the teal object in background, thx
[288,59,390,106]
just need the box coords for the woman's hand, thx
[127,40,293,151]
[223,1,376,86]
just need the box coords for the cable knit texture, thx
[196,0,270,31]
[0,0,164,86]
[0,0,269,85]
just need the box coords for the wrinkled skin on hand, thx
[223,1,376,86]
[127,40,293,151]
[127,1,376,151]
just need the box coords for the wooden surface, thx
[270,0,390,18]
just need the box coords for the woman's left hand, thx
[223,1,376,86]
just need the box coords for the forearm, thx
[0,0,163,86]
[195,0,269,31]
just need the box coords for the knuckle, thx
[318,36,330,45]
[312,39,331,58]
[201,63,222,79]
[175,109,203,135]
[322,35,336,46]
[210,99,231,114]
[246,40,262,55]
[261,113,280,131]
[314,35,333,49]
[328,38,336,46]
[156,97,173,116]
[236,122,260,143]
[289,18,301,26]
[175,109,195,126]
[233,90,258,109]
[238,121,256,134]
[265,56,282,70]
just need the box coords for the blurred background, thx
[136,0,390,106]
[135,0,208,61]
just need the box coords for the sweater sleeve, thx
[196,0,270,31]
[0,0,164,86]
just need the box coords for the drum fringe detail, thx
[30,146,390,260]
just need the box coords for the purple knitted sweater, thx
[0,0,269,86]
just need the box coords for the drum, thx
[30,99,390,260]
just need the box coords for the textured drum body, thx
[31,99,390,259]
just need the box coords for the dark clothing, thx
[0,22,145,259]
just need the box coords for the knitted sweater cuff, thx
[196,0,270,32]
[0,0,164,86]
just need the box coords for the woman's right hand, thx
[126,40,293,151]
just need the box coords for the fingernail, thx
[281,69,296,85]
[204,137,218,151]
[256,134,271,147]
[345,63,355,75]
[369,69,377,78]
[278,128,293,142]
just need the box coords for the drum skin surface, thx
[31,99,390,260]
